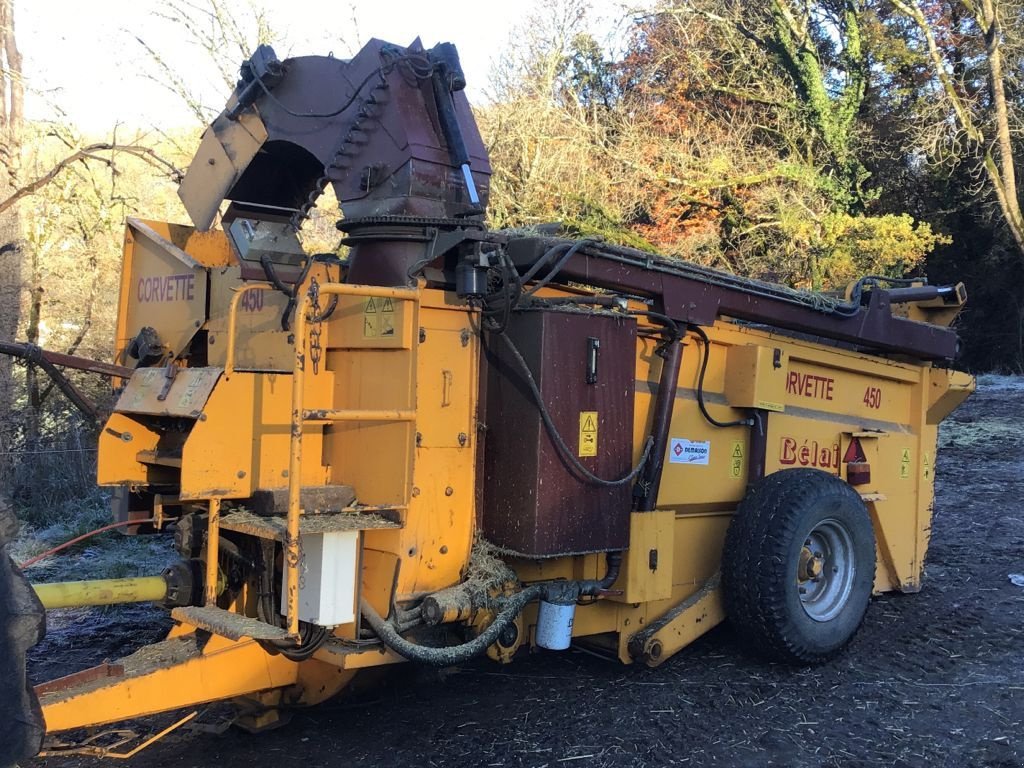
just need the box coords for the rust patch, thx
[35,663,125,696]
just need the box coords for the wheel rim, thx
[796,517,856,622]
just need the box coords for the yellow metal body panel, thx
[724,343,788,412]
[205,267,321,372]
[39,633,300,733]
[180,375,256,499]
[353,292,480,598]
[97,412,161,486]
[618,511,675,604]
[176,371,333,500]
[114,219,234,368]
[208,272,292,371]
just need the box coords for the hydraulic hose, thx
[360,585,543,666]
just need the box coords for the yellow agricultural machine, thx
[1,38,973,762]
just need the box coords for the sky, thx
[18,0,648,133]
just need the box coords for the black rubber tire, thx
[0,501,46,764]
[722,468,876,665]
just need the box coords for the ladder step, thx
[171,605,292,641]
[220,508,402,540]
[247,485,356,516]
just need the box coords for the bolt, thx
[416,432,422,447]
[419,328,427,343]
[411,486,420,497]
[440,545,448,554]
[458,432,468,447]
[445,486,454,496]
[236,470,246,479]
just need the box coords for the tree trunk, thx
[978,0,1024,256]
[891,0,1024,261]
[0,0,24,443]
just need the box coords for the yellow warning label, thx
[730,440,744,478]
[923,452,931,481]
[380,298,396,335]
[899,448,912,480]
[579,411,598,457]
[363,298,379,338]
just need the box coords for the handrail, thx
[205,498,221,605]
[286,282,420,641]
[224,282,275,376]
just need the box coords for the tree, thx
[609,1,947,287]
[888,0,1024,260]
[653,0,872,209]
[0,0,23,451]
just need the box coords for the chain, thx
[308,276,323,376]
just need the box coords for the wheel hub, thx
[800,547,824,579]
[796,518,856,622]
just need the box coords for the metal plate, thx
[115,367,222,418]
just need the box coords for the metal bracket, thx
[627,573,724,667]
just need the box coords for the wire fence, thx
[0,447,99,456]
[0,417,104,527]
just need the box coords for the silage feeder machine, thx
[0,38,974,763]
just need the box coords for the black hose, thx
[518,242,570,286]
[689,325,753,429]
[523,239,594,298]
[580,551,623,596]
[360,586,543,666]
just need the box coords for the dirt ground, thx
[24,376,1024,768]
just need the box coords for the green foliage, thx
[779,211,950,290]
[556,195,656,251]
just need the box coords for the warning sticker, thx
[363,297,378,338]
[579,411,598,457]
[923,452,931,481]
[730,440,744,478]
[380,297,395,337]
[670,438,710,465]
[899,448,912,480]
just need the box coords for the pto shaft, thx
[33,576,167,609]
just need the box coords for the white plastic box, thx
[280,530,359,626]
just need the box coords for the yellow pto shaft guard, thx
[33,576,167,610]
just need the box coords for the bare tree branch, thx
[0,142,183,215]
